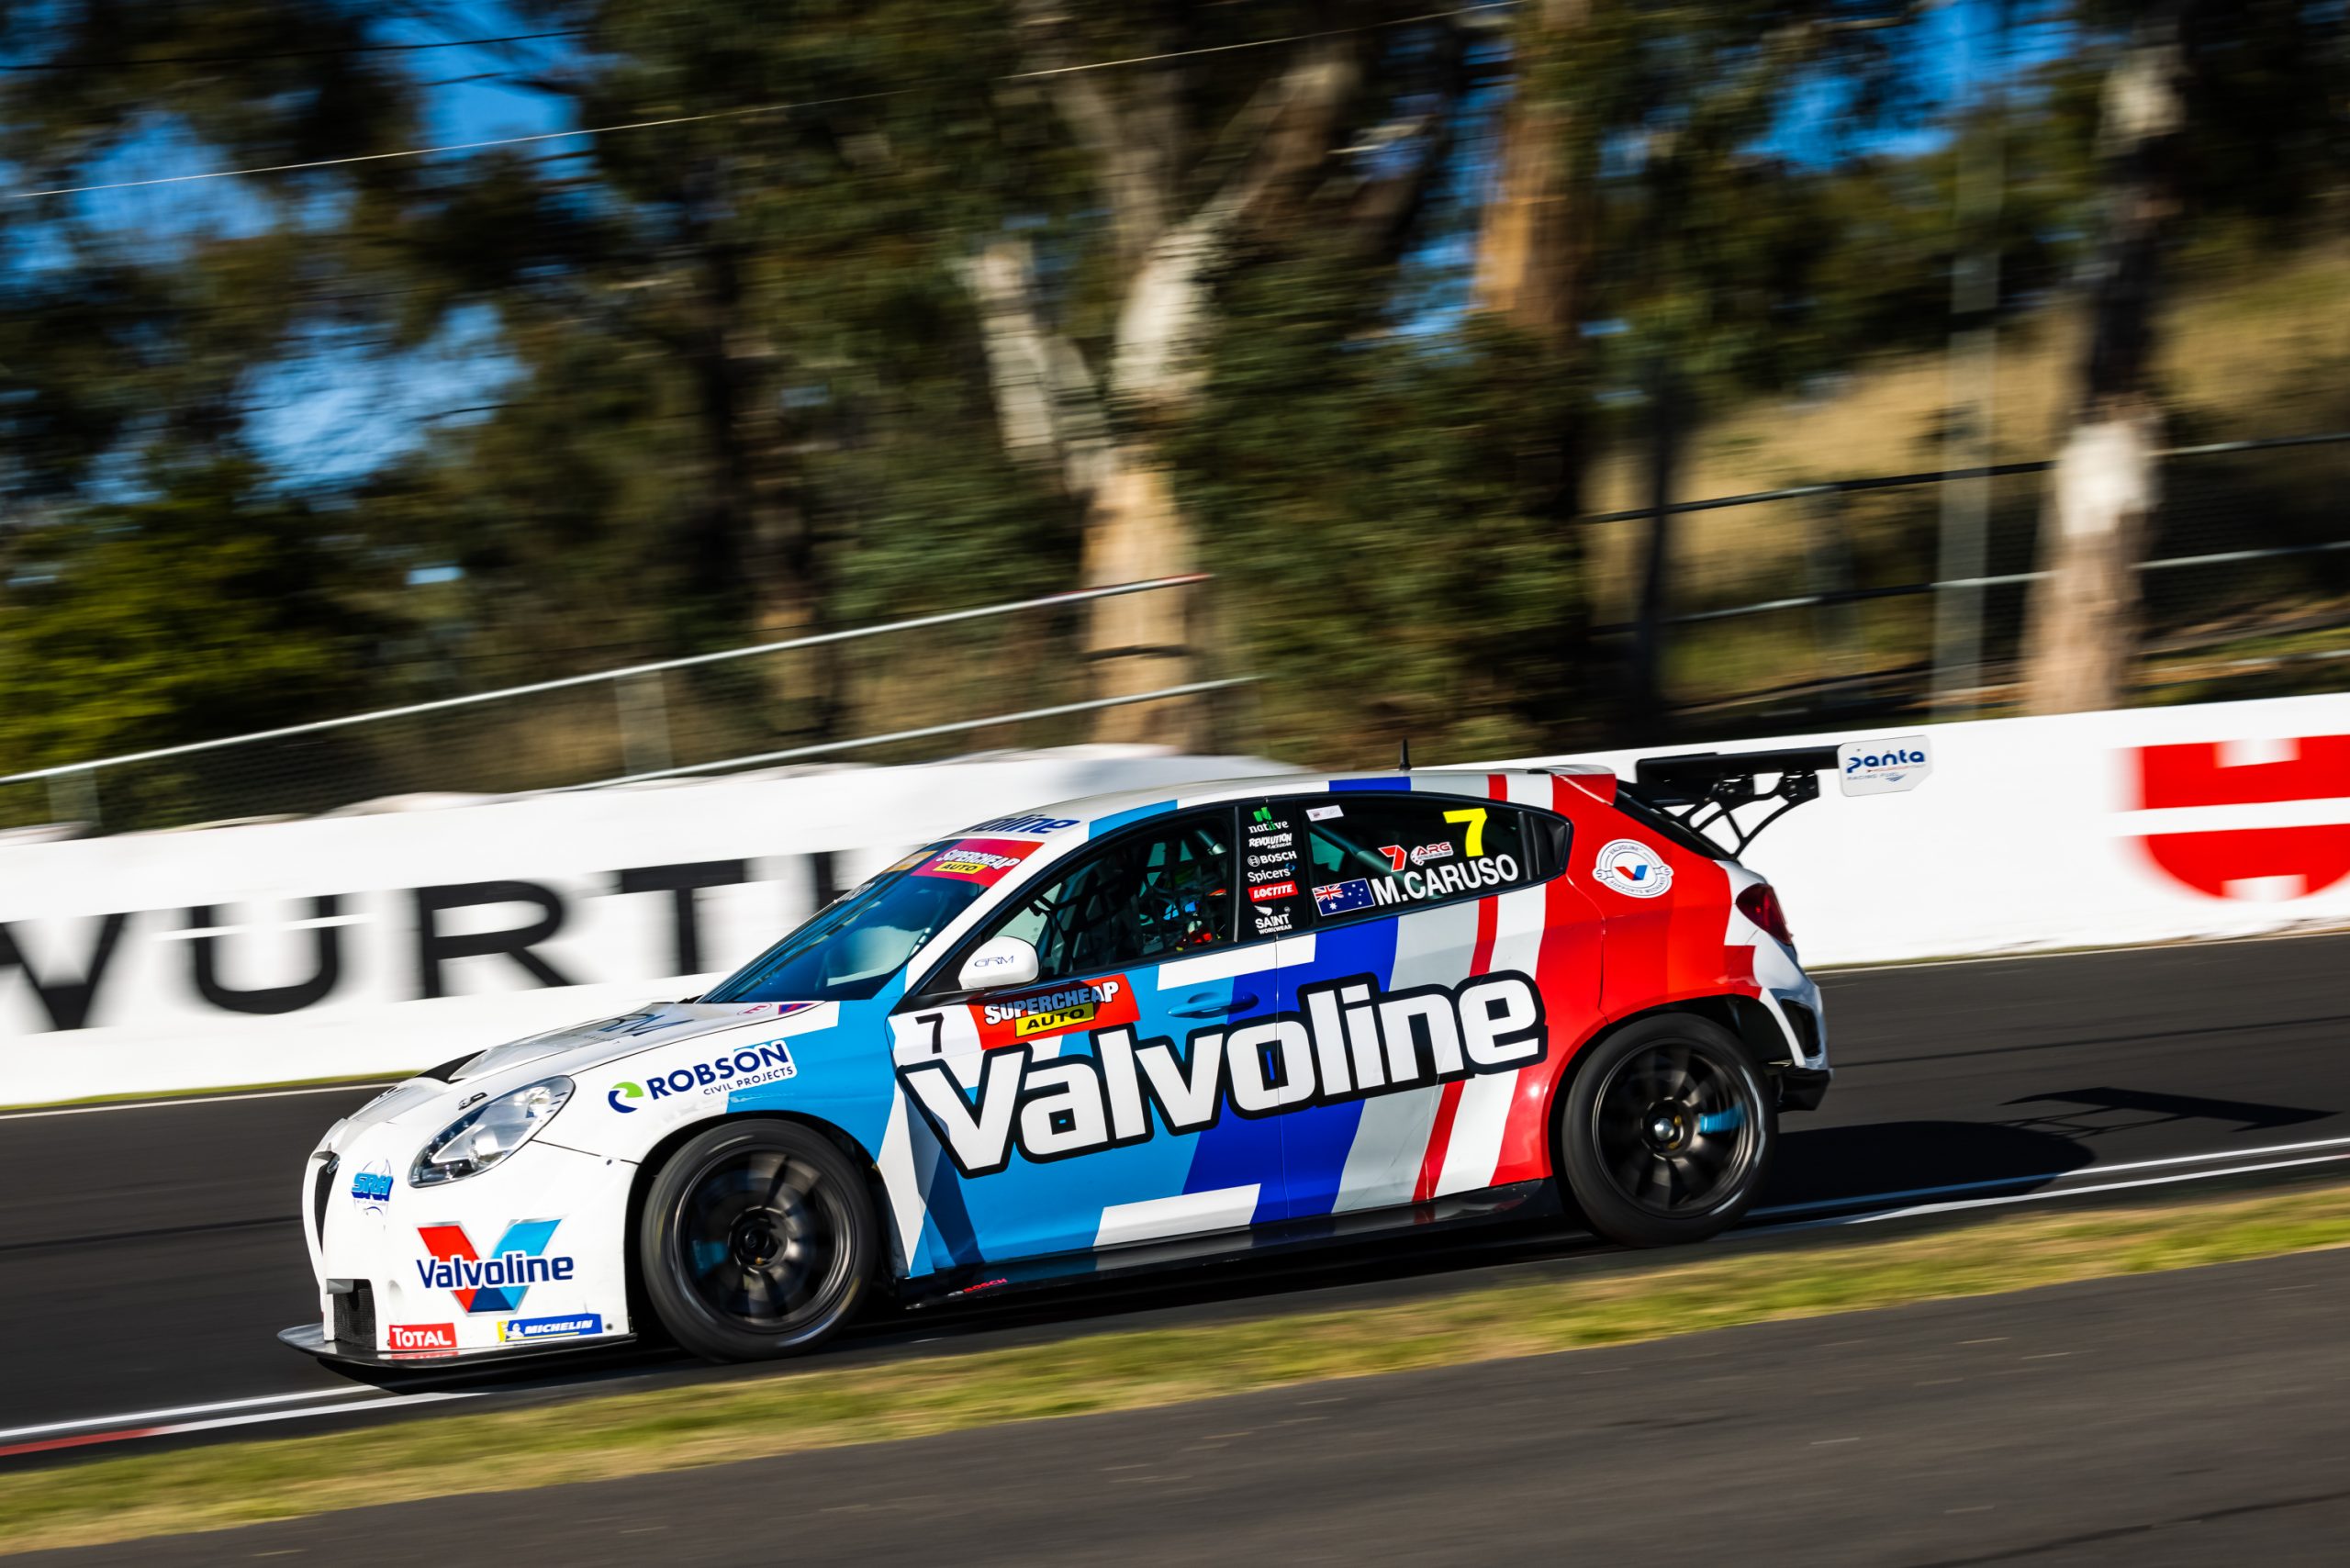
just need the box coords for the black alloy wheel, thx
[1557,1014,1776,1248]
[639,1119,877,1362]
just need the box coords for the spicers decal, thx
[901,970,1549,1177]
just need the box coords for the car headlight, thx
[410,1076,573,1186]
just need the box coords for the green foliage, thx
[0,466,380,821]
[1175,252,1584,764]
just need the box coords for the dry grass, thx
[1583,241,2350,616]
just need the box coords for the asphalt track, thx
[33,1245,2350,1566]
[6,930,2350,1465]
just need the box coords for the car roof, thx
[984,766,1617,845]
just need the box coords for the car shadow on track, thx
[1765,1120,2097,1210]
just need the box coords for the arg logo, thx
[2130,735,2350,901]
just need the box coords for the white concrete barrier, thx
[1528,690,2350,967]
[0,749,1281,1105]
[8,693,2350,1104]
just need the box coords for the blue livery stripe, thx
[1089,800,1176,837]
[1268,915,1399,1219]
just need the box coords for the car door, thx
[1272,778,1602,1221]
[887,807,1292,1270]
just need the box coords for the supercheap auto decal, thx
[972,975,1137,1048]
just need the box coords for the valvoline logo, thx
[1592,838,1673,900]
[414,1219,574,1314]
[2131,735,2350,900]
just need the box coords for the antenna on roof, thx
[1398,738,1412,772]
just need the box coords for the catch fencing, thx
[1587,431,2350,728]
[0,575,1242,835]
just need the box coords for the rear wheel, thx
[1557,1014,1775,1248]
[638,1119,877,1362]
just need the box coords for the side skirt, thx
[900,1179,1561,1310]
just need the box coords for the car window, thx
[987,812,1238,981]
[1300,793,1534,924]
[1239,800,1311,940]
[704,840,1020,1003]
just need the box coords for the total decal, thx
[386,1322,458,1356]
[972,976,1137,1049]
[413,1219,576,1314]
[607,1040,797,1112]
[1590,839,1672,900]
[901,971,1548,1177]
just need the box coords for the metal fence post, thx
[616,672,673,778]
[47,767,98,831]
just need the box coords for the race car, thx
[287,748,1911,1367]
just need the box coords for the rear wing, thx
[1629,736,1930,857]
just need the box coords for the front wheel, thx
[1557,1014,1776,1248]
[638,1118,877,1362]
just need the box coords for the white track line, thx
[0,1391,483,1458]
[0,1082,395,1121]
[1817,924,2350,977]
[0,1385,377,1444]
[1781,1150,2350,1230]
[1751,1133,2350,1219]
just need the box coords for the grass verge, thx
[9,1181,2350,1555]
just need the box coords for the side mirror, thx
[957,935,1039,992]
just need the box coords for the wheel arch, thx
[619,1108,897,1338]
[1538,994,1790,1169]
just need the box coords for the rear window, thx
[1610,789,1731,859]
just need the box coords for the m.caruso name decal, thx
[901,971,1546,1177]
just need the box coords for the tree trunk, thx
[988,17,1365,747]
[1629,358,1681,727]
[1471,0,1587,350]
[2021,4,2194,715]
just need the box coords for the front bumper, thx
[277,1319,636,1372]
[301,1124,640,1362]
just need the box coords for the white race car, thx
[288,750,1906,1367]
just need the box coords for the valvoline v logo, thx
[2132,735,2350,901]
[415,1220,574,1314]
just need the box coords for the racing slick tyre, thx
[1557,1014,1776,1249]
[639,1118,878,1362]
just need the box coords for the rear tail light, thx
[1737,882,1794,946]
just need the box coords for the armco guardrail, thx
[8,694,2350,1105]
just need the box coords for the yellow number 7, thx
[1442,807,1487,857]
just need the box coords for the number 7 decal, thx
[1443,807,1488,857]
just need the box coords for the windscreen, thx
[701,840,1021,1003]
